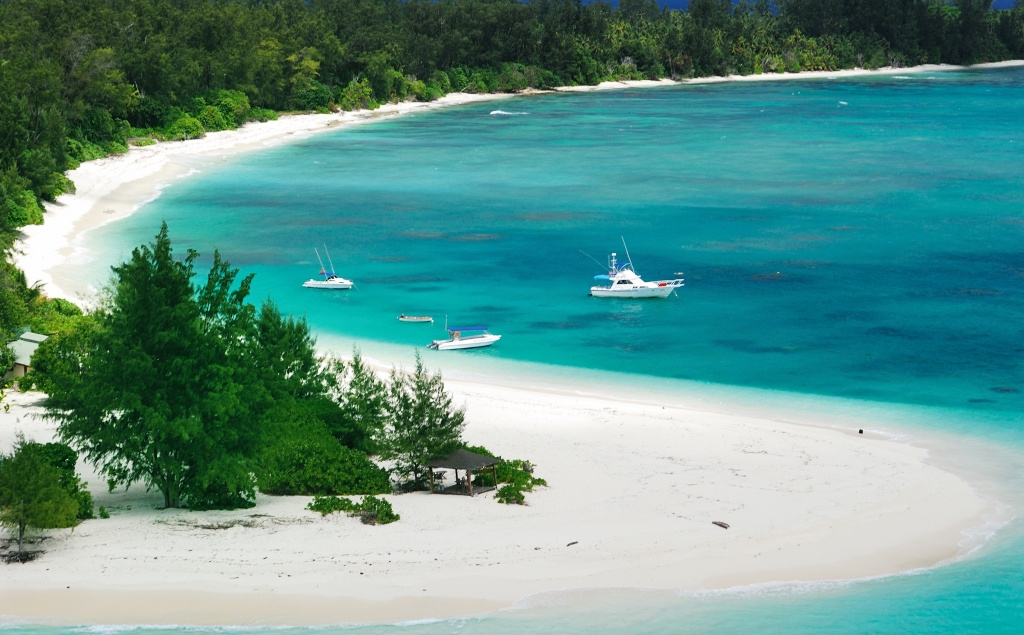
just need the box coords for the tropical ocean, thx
[22,66,1024,632]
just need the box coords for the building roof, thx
[427,449,500,470]
[8,331,48,366]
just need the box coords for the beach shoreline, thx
[13,59,1024,303]
[3,59,1022,627]
[0,380,1007,626]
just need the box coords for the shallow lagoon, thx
[43,66,1024,632]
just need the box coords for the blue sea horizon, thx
[22,66,1024,632]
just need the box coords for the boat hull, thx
[398,316,433,323]
[590,285,676,298]
[429,334,501,350]
[303,280,352,289]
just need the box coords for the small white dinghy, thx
[428,325,501,350]
[398,314,434,323]
[303,246,353,290]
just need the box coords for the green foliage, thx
[328,350,389,453]
[34,442,94,520]
[0,435,79,555]
[307,494,358,515]
[258,407,390,496]
[336,79,378,112]
[45,223,317,510]
[198,106,228,131]
[306,494,399,525]
[495,483,526,505]
[98,505,109,519]
[465,444,547,502]
[300,80,333,111]
[25,315,96,395]
[247,108,279,123]
[358,495,400,525]
[377,353,465,490]
[167,117,205,141]
[1,167,44,228]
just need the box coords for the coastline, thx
[0,382,1001,626]
[3,60,1022,627]
[13,59,1024,303]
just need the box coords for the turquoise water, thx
[39,66,1024,631]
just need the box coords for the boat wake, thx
[490,110,528,116]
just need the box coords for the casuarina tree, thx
[377,353,465,489]
[0,435,79,558]
[45,223,314,509]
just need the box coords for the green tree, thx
[328,349,389,453]
[0,435,79,558]
[45,223,273,509]
[377,353,465,489]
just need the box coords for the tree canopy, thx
[0,435,79,558]
[44,222,320,509]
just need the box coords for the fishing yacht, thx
[428,325,501,350]
[303,246,353,289]
[589,243,683,298]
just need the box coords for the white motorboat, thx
[303,246,353,289]
[399,314,434,323]
[428,325,501,350]
[589,240,683,298]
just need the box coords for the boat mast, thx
[313,248,327,275]
[621,236,636,273]
[323,244,337,275]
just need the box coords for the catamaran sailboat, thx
[589,239,684,298]
[428,324,501,350]
[303,246,353,289]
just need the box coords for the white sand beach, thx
[0,383,997,626]
[3,60,1020,626]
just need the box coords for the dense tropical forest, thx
[1,1,1023,521]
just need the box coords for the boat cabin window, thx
[616,279,633,285]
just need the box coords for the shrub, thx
[495,483,525,505]
[198,105,228,131]
[307,494,358,515]
[307,494,399,524]
[98,506,109,519]
[258,411,390,496]
[202,89,251,128]
[167,117,205,140]
[358,495,399,524]
[130,137,157,147]
[465,444,547,501]
[335,78,377,111]
[445,67,469,92]
[247,108,278,122]
[300,80,333,111]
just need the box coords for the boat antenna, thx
[578,249,606,271]
[621,236,636,272]
[323,244,337,275]
[313,248,327,274]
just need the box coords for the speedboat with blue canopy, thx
[428,324,501,350]
[303,246,353,289]
[589,240,683,298]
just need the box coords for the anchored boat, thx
[303,246,353,289]
[399,314,434,323]
[428,325,501,350]
[589,240,683,298]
